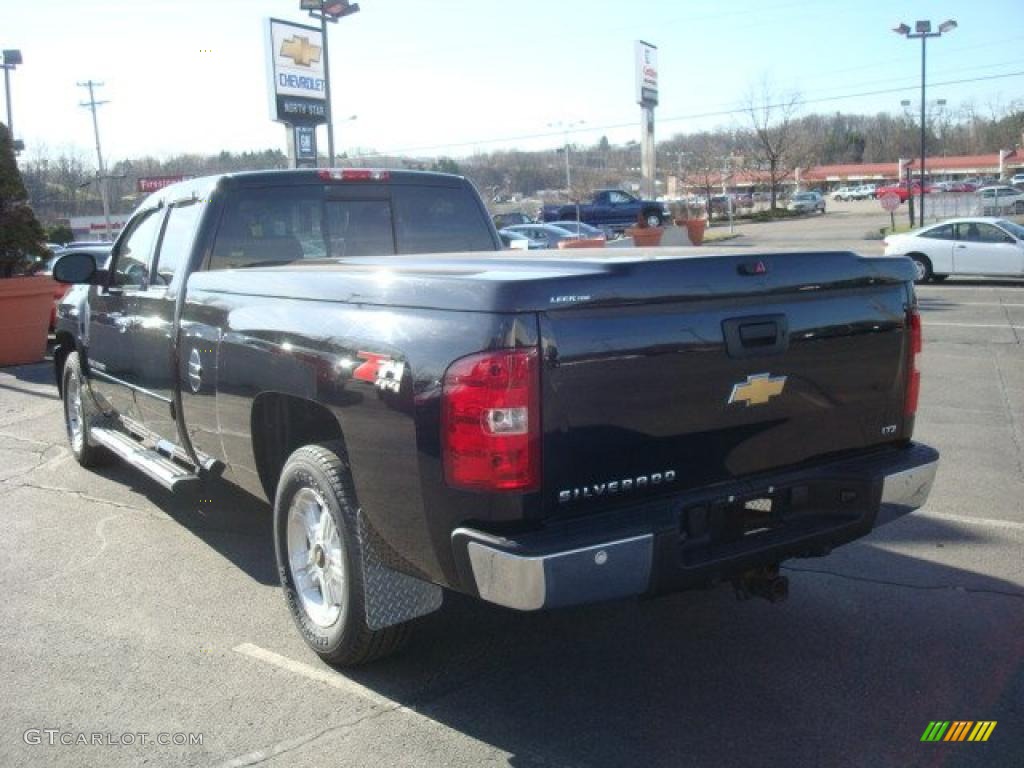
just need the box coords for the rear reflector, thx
[442,348,540,492]
[905,308,922,416]
[317,169,390,182]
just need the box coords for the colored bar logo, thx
[921,721,996,742]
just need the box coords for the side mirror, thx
[52,252,97,284]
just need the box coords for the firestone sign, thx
[636,40,658,107]
[266,18,328,124]
[137,175,192,194]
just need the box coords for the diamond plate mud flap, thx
[358,512,443,630]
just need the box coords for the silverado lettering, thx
[559,470,678,504]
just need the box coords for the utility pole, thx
[548,119,584,217]
[78,80,112,239]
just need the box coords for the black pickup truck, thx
[52,169,938,666]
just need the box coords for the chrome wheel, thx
[65,371,84,454]
[286,487,346,628]
[911,258,928,282]
[645,213,662,228]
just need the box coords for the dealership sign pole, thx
[266,17,329,168]
[636,41,658,201]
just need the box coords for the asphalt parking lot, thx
[1,254,1021,766]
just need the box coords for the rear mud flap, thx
[357,511,443,630]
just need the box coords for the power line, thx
[347,69,1024,159]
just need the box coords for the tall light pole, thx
[893,19,956,227]
[302,0,360,167]
[1,49,23,152]
[77,80,113,240]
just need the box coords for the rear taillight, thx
[317,169,390,182]
[905,308,922,417]
[442,348,540,492]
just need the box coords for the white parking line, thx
[920,302,1024,308]
[233,642,398,709]
[224,643,522,768]
[924,322,1024,329]
[918,512,1024,532]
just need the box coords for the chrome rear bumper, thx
[457,443,939,611]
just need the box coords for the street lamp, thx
[301,0,360,166]
[892,18,956,226]
[1,49,23,152]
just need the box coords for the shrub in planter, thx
[671,201,708,245]
[0,122,52,366]
[625,212,664,247]
[557,237,605,249]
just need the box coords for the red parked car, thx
[874,183,935,203]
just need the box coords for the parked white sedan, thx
[883,217,1024,283]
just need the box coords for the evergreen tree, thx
[0,123,47,277]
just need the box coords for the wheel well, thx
[251,393,346,501]
[907,252,931,264]
[53,332,75,398]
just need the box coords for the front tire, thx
[274,442,410,666]
[62,351,107,468]
[644,212,663,228]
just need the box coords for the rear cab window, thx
[207,181,495,270]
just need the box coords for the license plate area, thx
[677,478,869,566]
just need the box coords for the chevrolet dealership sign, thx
[635,40,658,107]
[266,18,328,123]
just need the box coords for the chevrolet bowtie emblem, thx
[280,35,322,67]
[728,373,787,407]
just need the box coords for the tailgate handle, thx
[723,314,788,358]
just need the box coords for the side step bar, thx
[90,427,200,491]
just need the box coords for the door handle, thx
[723,314,789,359]
[955,244,967,249]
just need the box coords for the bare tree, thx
[682,132,731,220]
[743,80,801,209]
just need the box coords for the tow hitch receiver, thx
[733,565,789,603]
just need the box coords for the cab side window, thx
[153,202,203,286]
[113,210,164,287]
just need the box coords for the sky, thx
[4,0,1023,168]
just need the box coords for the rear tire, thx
[61,351,107,468]
[932,274,949,282]
[644,212,663,228]
[274,441,411,666]
[907,253,933,284]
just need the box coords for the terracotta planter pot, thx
[0,276,55,366]
[557,237,606,249]
[625,227,664,247]
[685,219,707,246]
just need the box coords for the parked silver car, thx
[786,191,826,214]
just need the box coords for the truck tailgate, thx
[540,252,915,514]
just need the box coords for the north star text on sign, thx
[278,73,325,93]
